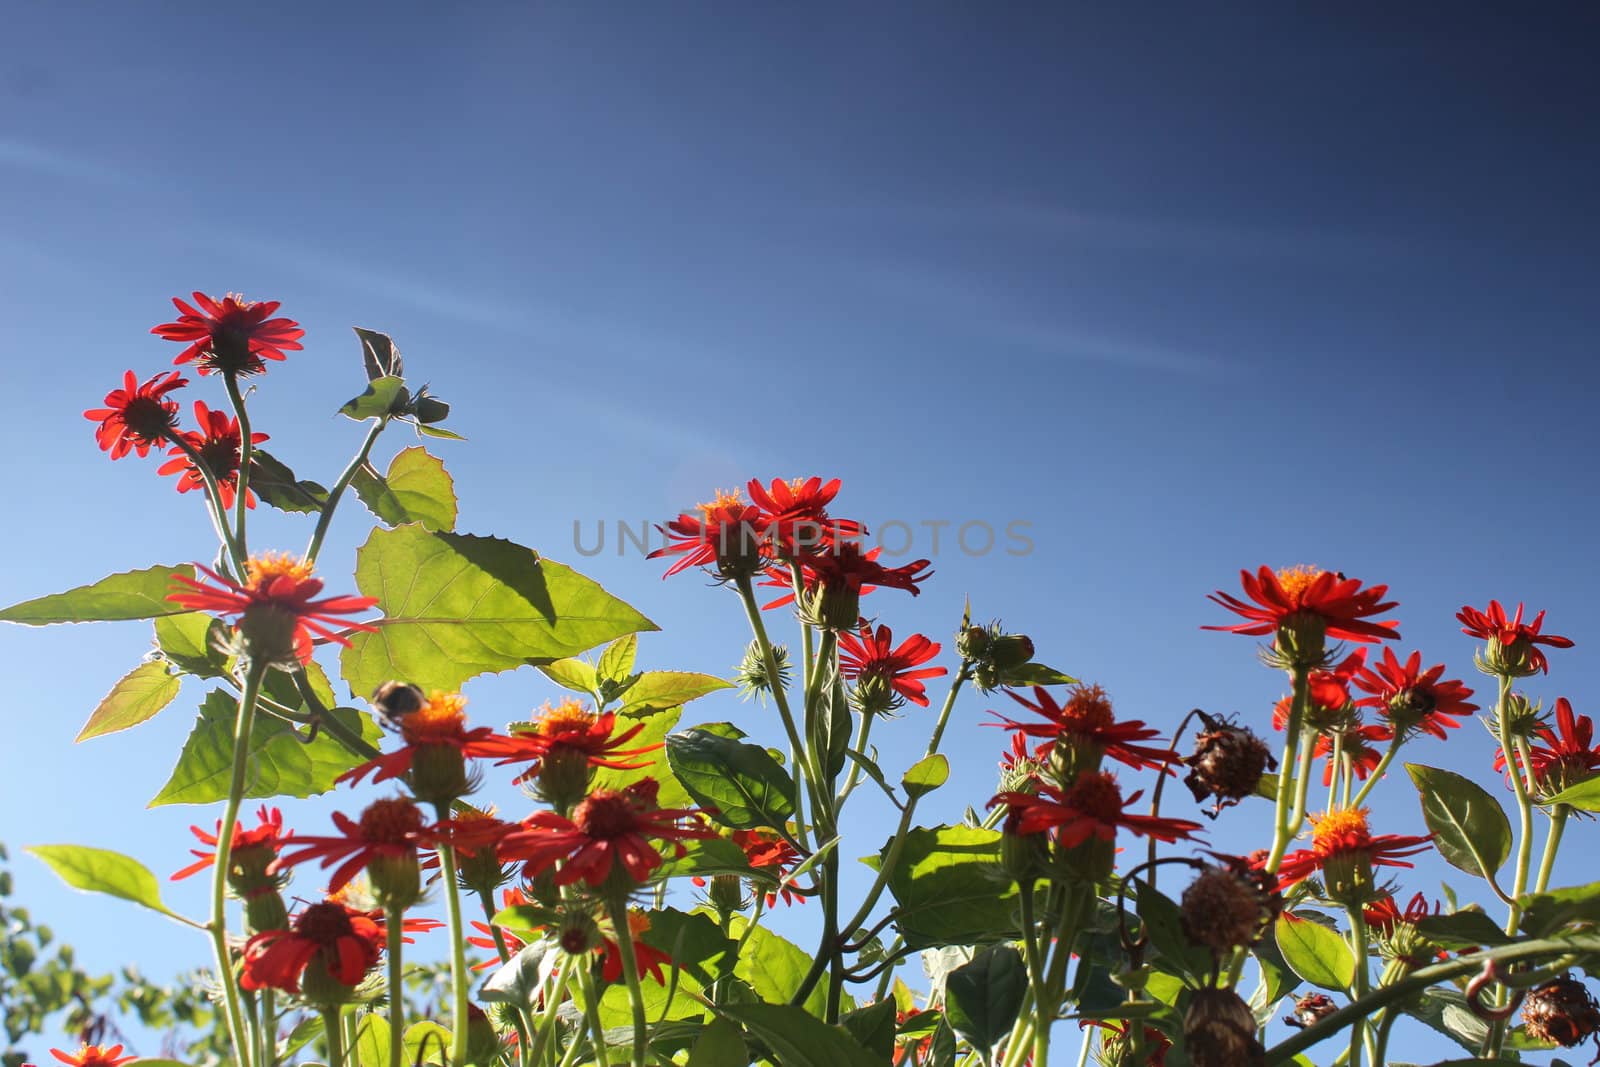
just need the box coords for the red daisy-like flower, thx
[475,699,660,784]
[987,771,1203,848]
[168,552,378,665]
[152,291,305,376]
[241,899,385,993]
[172,805,289,881]
[1312,723,1393,786]
[989,684,1182,773]
[497,778,715,888]
[156,400,270,509]
[598,910,674,983]
[1363,891,1438,937]
[745,476,864,556]
[1496,697,1600,798]
[758,544,896,611]
[337,690,501,788]
[648,489,769,578]
[49,1046,137,1067]
[84,369,188,459]
[1206,566,1399,644]
[838,623,947,709]
[1458,600,1574,675]
[269,797,433,893]
[801,541,931,598]
[1352,648,1478,741]
[1271,649,1367,731]
[693,828,807,908]
[1275,808,1433,889]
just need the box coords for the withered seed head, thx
[1523,975,1600,1050]
[1183,987,1265,1067]
[1183,712,1276,817]
[1283,992,1339,1029]
[1180,856,1282,955]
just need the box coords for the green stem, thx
[1264,665,1311,873]
[384,906,405,1067]
[476,891,535,1062]
[432,826,473,1066]
[791,562,815,693]
[835,708,876,806]
[305,417,388,565]
[1345,905,1370,1067]
[209,661,267,1067]
[1534,805,1570,893]
[259,989,276,1067]
[1485,675,1535,1058]
[923,662,970,758]
[605,894,650,1067]
[577,964,611,1067]
[529,952,578,1067]
[734,575,815,849]
[1327,730,1344,809]
[222,370,255,560]
[321,1006,346,1067]
[166,431,245,570]
[1349,735,1401,808]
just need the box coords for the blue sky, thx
[3,3,1599,1062]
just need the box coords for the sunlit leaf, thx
[341,375,409,420]
[616,671,732,715]
[1274,913,1355,991]
[153,612,232,678]
[881,825,1017,950]
[28,845,184,922]
[901,754,949,799]
[351,446,457,532]
[666,728,795,831]
[76,661,182,741]
[0,564,194,625]
[251,449,329,514]
[1406,763,1511,880]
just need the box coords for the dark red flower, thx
[693,828,806,908]
[497,779,715,888]
[1362,891,1438,937]
[156,400,270,509]
[1458,600,1573,675]
[989,684,1181,773]
[1312,723,1393,786]
[84,370,188,459]
[838,623,947,709]
[1352,648,1477,740]
[1275,808,1433,890]
[240,899,384,993]
[800,542,931,598]
[1272,649,1366,731]
[336,690,502,788]
[1496,697,1600,797]
[987,771,1203,848]
[172,805,288,881]
[168,553,378,664]
[49,1046,137,1067]
[1207,566,1399,644]
[269,797,432,893]
[152,291,304,376]
[745,476,864,556]
[648,490,769,578]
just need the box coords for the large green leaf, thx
[881,825,1017,950]
[150,689,381,806]
[76,661,182,741]
[353,1014,391,1067]
[839,1000,897,1061]
[154,612,232,678]
[666,728,795,830]
[28,845,185,923]
[715,1003,884,1067]
[0,564,194,625]
[1519,879,1600,938]
[726,916,834,1018]
[640,906,737,988]
[1273,914,1356,991]
[538,657,598,694]
[1546,776,1600,811]
[943,944,1026,1053]
[339,526,656,695]
[688,1018,748,1067]
[403,1021,451,1066]
[251,449,330,514]
[617,671,733,715]
[351,446,457,532]
[1406,763,1510,880]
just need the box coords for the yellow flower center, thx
[699,489,745,520]
[245,552,315,586]
[400,691,468,742]
[537,698,598,735]
[1309,807,1371,851]
[1276,565,1329,603]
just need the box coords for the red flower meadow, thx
[1458,600,1574,675]
[168,553,378,665]
[838,623,947,709]
[1352,648,1477,740]
[1207,566,1399,644]
[989,684,1182,773]
[156,400,269,509]
[152,291,305,376]
[84,369,187,459]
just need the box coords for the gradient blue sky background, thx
[4,3,1599,1062]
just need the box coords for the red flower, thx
[1271,650,1367,731]
[800,542,931,598]
[758,544,895,611]
[156,400,270,508]
[337,690,502,788]
[49,1047,136,1067]
[1497,697,1600,797]
[1352,648,1478,740]
[838,623,947,709]
[497,779,715,887]
[1206,566,1399,644]
[269,797,432,893]
[241,899,384,993]
[599,910,674,983]
[693,829,807,907]
[152,291,304,376]
[1275,808,1432,889]
[745,476,864,556]
[1312,723,1393,785]
[467,888,531,970]
[1458,600,1574,675]
[989,685,1181,773]
[988,771,1203,848]
[168,552,378,664]
[84,370,187,459]
[476,699,659,784]
[172,805,288,881]
[648,490,769,578]
[1363,891,1438,937]
[1080,1020,1171,1066]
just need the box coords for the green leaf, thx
[538,657,598,695]
[688,1018,748,1067]
[1406,763,1511,880]
[478,940,553,1010]
[840,1000,897,1061]
[999,662,1077,686]
[250,449,330,514]
[640,907,736,988]
[715,1003,883,1067]
[882,826,1017,950]
[1415,909,1513,948]
[154,612,232,678]
[151,689,381,806]
[598,634,637,685]
[488,904,561,938]
[1,564,194,625]
[1135,881,1215,981]
[28,845,182,922]
[1273,914,1356,991]
[355,327,403,380]
[1518,879,1600,938]
[943,944,1026,1052]
[901,754,949,799]
[75,661,182,741]
[340,526,656,695]
[341,375,409,420]
[403,1021,451,1066]
[726,917,837,1019]
[353,1014,390,1067]
[667,728,796,831]
[617,671,733,715]
[351,446,457,532]
[654,836,765,886]
[1545,777,1600,811]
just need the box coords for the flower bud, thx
[1274,613,1328,670]
[956,625,990,660]
[988,634,1034,671]
[558,911,603,956]
[235,603,304,669]
[465,1004,502,1065]
[1478,634,1543,679]
[408,741,473,808]
[533,745,593,814]
[707,873,746,914]
[1183,987,1265,1067]
[1523,975,1600,1050]
[1283,992,1338,1029]
[1183,713,1275,818]
[1180,858,1280,955]
[243,891,289,936]
[298,951,365,1009]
